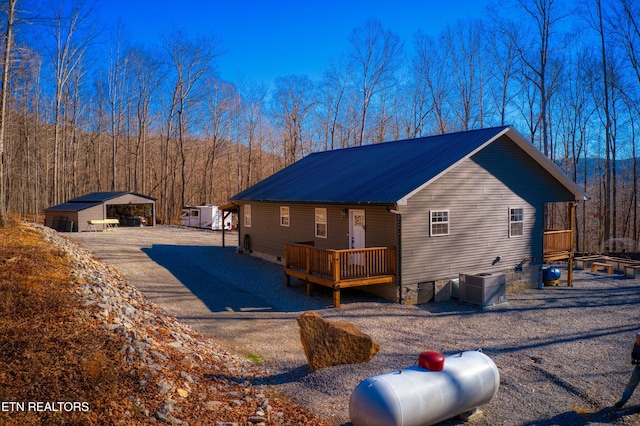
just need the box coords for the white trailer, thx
[180,205,226,230]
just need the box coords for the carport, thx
[45,191,156,232]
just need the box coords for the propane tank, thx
[349,350,500,426]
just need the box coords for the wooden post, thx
[332,252,340,283]
[332,252,341,308]
[568,256,574,287]
[568,202,576,288]
[568,202,576,251]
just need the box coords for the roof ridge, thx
[308,125,511,156]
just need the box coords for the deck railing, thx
[284,242,396,307]
[543,229,573,257]
[284,242,396,282]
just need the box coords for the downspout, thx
[388,207,402,304]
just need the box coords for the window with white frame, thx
[244,204,252,227]
[509,207,524,237]
[280,206,290,227]
[315,208,327,238]
[430,210,449,236]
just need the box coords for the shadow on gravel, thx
[141,244,332,313]
[254,365,313,385]
[522,405,636,425]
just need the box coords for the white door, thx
[190,209,200,227]
[349,209,366,249]
[350,209,366,267]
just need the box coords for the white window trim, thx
[430,209,450,237]
[509,207,524,238]
[315,208,327,238]
[244,204,252,228]
[280,206,290,227]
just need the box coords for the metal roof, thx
[69,191,156,203]
[232,126,587,205]
[46,191,157,212]
[44,201,102,212]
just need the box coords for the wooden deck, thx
[284,242,396,308]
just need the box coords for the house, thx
[45,191,156,232]
[230,126,587,306]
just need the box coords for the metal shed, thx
[45,191,156,232]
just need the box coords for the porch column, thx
[568,202,576,288]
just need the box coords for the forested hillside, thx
[0,0,639,253]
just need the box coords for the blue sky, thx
[97,0,495,84]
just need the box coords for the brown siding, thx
[239,203,396,260]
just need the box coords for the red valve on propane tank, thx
[418,351,445,371]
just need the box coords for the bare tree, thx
[0,0,17,224]
[161,30,222,223]
[318,54,352,150]
[441,20,486,131]
[41,0,96,205]
[348,19,403,145]
[201,78,236,201]
[106,23,128,191]
[272,75,316,164]
[128,45,164,194]
[240,80,267,189]
[485,15,520,126]
[501,0,567,155]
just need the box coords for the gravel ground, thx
[66,226,640,425]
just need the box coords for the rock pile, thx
[34,224,324,426]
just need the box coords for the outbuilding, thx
[45,191,156,232]
[230,126,588,306]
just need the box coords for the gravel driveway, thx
[67,226,640,425]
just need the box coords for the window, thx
[244,204,252,227]
[315,208,327,238]
[430,210,449,236]
[280,206,290,227]
[509,207,524,237]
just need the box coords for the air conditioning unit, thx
[459,272,506,308]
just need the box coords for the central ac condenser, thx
[459,272,506,307]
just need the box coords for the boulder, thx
[297,311,380,371]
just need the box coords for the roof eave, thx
[505,127,588,201]
[396,126,588,205]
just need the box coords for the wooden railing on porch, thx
[284,242,396,307]
[543,229,574,261]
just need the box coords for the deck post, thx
[568,202,575,288]
[568,256,574,287]
[332,251,340,283]
[332,252,341,308]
